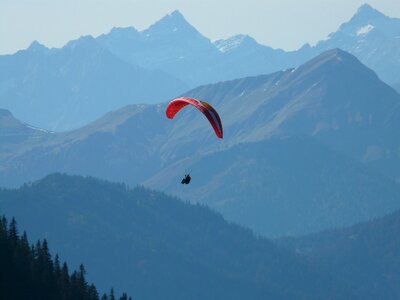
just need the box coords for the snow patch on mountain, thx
[214,35,247,53]
[357,24,374,36]
[26,125,53,133]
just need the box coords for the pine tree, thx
[109,288,116,300]
[8,217,18,241]
[119,292,129,300]
[60,262,71,300]
[54,254,61,279]
[101,294,109,300]
[87,284,99,300]
[77,264,88,300]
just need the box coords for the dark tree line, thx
[0,215,131,300]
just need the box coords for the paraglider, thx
[181,174,191,185]
[166,97,223,139]
[166,97,223,185]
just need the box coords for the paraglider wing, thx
[166,97,223,138]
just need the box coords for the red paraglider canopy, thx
[166,97,223,139]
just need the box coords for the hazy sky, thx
[1,0,399,54]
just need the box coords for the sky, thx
[1,0,400,54]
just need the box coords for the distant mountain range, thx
[0,4,399,131]
[1,49,399,237]
[0,173,349,300]
[304,4,400,85]
[97,4,400,87]
[96,11,222,88]
[279,206,400,299]
[0,36,187,131]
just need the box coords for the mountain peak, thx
[169,9,184,19]
[352,3,386,22]
[152,10,189,28]
[100,26,140,42]
[27,40,49,53]
[324,48,351,57]
[293,48,371,79]
[96,26,141,50]
[0,109,13,118]
[302,48,352,63]
[0,109,24,129]
[314,48,361,64]
[109,26,139,36]
[63,35,99,51]
[143,10,200,37]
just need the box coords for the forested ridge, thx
[0,173,349,300]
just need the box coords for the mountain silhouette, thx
[0,173,349,300]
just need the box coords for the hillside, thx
[145,135,400,237]
[177,49,400,180]
[0,173,349,300]
[0,105,167,187]
[279,208,400,299]
[0,109,52,161]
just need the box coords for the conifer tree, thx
[101,294,109,300]
[109,288,116,300]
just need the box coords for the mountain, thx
[0,173,349,300]
[96,10,222,87]
[0,36,187,131]
[310,4,400,85]
[1,49,399,237]
[5,48,397,184]
[278,208,400,299]
[97,4,400,88]
[145,135,400,237]
[0,104,167,187]
[1,4,399,132]
[96,11,302,86]
[146,49,400,237]
[172,49,400,181]
[0,109,52,161]
[212,34,302,80]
